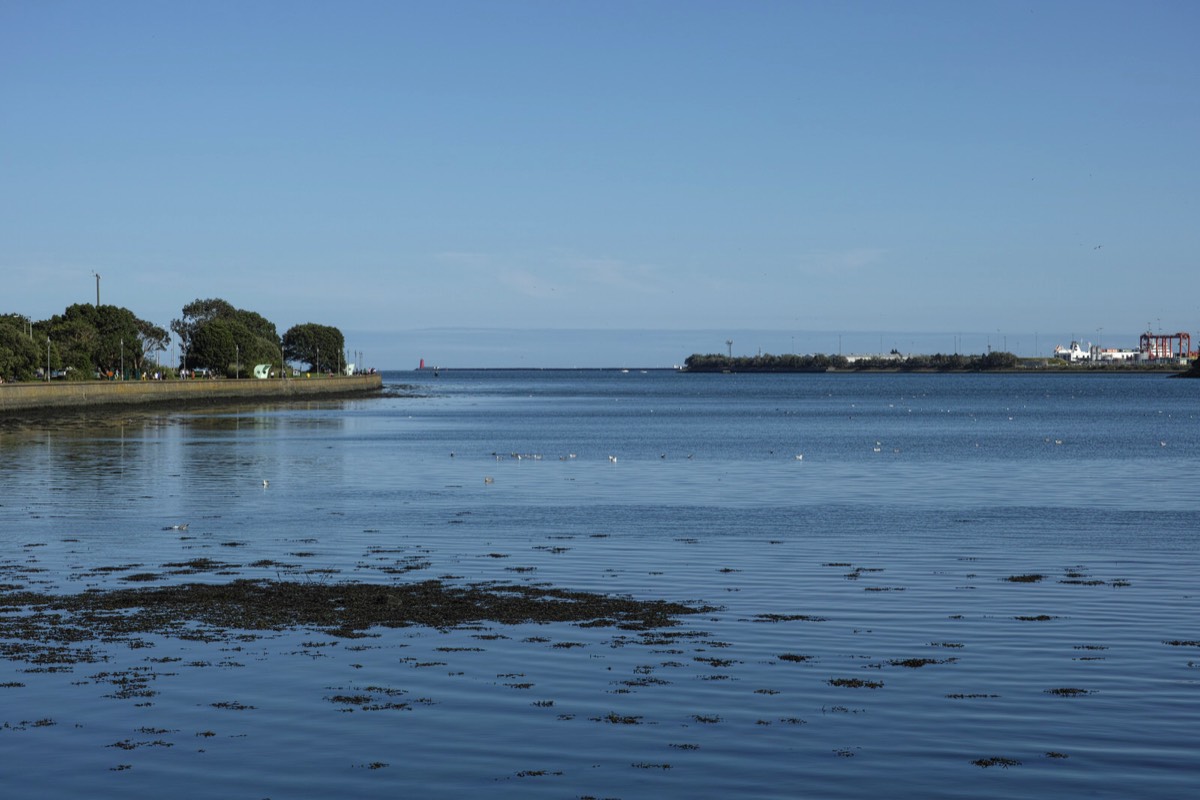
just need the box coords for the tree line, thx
[682,351,1022,373]
[1,298,345,382]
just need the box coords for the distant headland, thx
[681,351,1193,374]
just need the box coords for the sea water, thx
[1,370,1197,798]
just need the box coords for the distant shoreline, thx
[403,365,1188,375]
[681,367,1189,375]
[679,351,1191,375]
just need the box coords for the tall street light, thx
[46,336,51,382]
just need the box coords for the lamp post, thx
[46,336,51,382]
[236,344,239,380]
[120,338,124,380]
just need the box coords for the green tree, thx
[172,298,280,372]
[189,318,237,373]
[979,351,1019,370]
[171,298,236,356]
[229,318,280,370]
[41,304,146,378]
[283,323,345,372]
[0,314,45,380]
[137,319,170,373]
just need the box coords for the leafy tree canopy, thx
[172,298,280,372]
[0,314,46,380]
[41,304,152,377]
[189,318,237,373]
[138,319,170,366]
[283,323,345,373]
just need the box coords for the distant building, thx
[1054,335,1188,364]
[1090,345,1140,362]
[1052,341,1091,362]
[842,352,904,364]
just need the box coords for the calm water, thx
[1,370,1198,798]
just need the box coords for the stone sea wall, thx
[0,373,384,414]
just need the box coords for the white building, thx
[1053,341,1091,362]
[1090,346,1140,362]
[1053,341,1143,363]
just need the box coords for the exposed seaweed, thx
[0,579,708,662]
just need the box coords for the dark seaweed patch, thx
[754,613,827,623]
[0,579,705,655]
[828,678,883,689]
[888,657,956,668]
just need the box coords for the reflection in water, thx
[1,402,353,530]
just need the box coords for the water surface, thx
[2,371,1197,798]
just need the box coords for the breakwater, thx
[0,373,383,414]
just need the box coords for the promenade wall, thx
[0,373,384,414]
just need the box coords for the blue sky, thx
[3,0,1197,367]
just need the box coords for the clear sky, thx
[3,0,1197,367]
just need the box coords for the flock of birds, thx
[476,449,807,486]
[163,432,1172,518]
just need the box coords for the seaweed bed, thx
[0,579,706,665]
